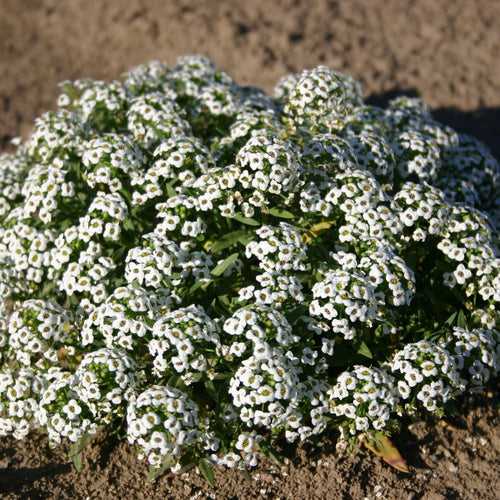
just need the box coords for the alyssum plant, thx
[0,56,499,480]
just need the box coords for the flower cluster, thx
[0,56,498,476]
[388,341,463,415]
[438,206,499,309]
[81,285,157,351]
[328,366,399,436]
[234,134,302,210]
[72,348,136,421]
[0,368,42,439]
[36,369,100,446]
[126,385,201,469]
[309,269,378,340]
[149,305,220,383]
[223,305,297,355]
[237,271,304,307]
[440,327,500,388]
[283,66,362,129]
[330,242,416,307]
[7,299,74,368]
[245,223,307,273]
[0,151,25,221]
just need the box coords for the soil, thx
[0,395,498,500]
[0,1,499,498]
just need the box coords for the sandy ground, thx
[0,1,499,498]
[1,0,500,153]
[0,395,498,500]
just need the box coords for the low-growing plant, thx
[0,56,499,480]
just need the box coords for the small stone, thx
[259,473,274,483]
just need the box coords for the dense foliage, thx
[0,56,498,475]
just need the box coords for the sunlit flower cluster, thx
[440,327,499,387]
[0,368,42,439]
[72,348,136,421]
[388,340,463,415]
[7,299,74,368]
[150,305,221,383]
[36,368,99,446]
[126,385,201,468]
[309,269,378,340]
[328,365,399,436]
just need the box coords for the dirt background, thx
[0,395,498,500]
[0,0,499,498]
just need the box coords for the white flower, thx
[454,264,472,285]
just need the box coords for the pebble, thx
[259,473,274,483]
[415,470,432,480]
[423,494,446,500]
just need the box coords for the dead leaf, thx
[302,220,335,244]
[362,432,410,473]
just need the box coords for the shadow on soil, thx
[367,88,500,158]
[0,463,71,495]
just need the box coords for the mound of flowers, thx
[0,56,499,476]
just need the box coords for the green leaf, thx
[41,281,56,297]
[167,374,180,387]
[445,311,457,326]
[60,218,75,230]
[259,442,283,465]
[199,458,216,487]
[232,214,260,226]
[288,305,309,323]
[457,310,468,329]
[204,380,218,403]
[268,207,295,219]
[206,230,250,254]
[211,253,239,277]
[217,294,231,309]
[237,233,254,246]
[69,432,94,473]
[188,279,212,295]
[123,218,135,232]
[148,454,175,482]
[165,182,176,198]
[119,188,132,203]
[69,433,93,457]
[240,468,252,481]
[190,372,203,383]
[72,452,83,473]
[331,343,357,366]
[213,372,232,380]
[357,341,373,359]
